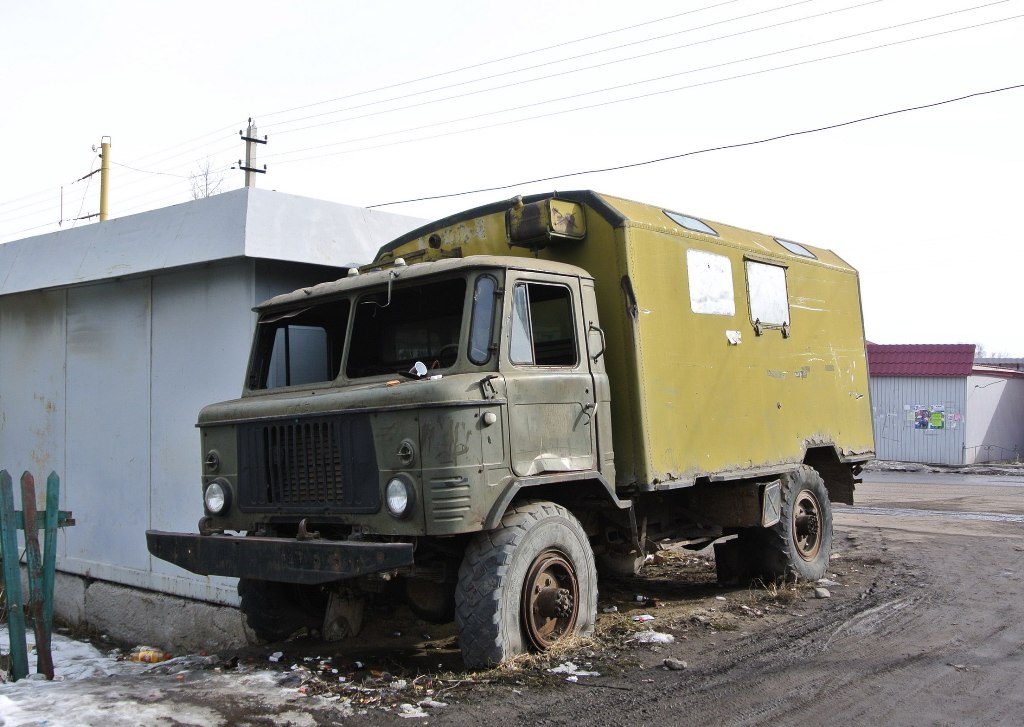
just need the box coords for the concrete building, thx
[867,343,1024,465]
[0,189,425,647]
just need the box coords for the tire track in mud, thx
[460,540,919,727]
[841,505,1024,524]
[447,514,1024,727]
[822,593,923,647]
[664,571,924,727]
[604,526,1022,727]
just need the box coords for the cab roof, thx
[255,255,590,311]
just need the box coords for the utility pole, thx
[237,118,267,188]
[98,136,111,221]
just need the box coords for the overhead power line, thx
[112,162,190,179]
[265,0,832,136]
[263,0,1007,156]
[85,1,749,180]
[275,9,1024,168]
[366,82,1024,208]
[121,126,240,167]
[256,0,747,123]
[262,0,895,158]
[0,1,823,226]
[3,3,1019,238]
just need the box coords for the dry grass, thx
[492,632,601,675]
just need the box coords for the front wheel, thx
[455,501,597,668]
[753,466,833,582]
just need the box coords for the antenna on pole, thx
[237,118,267,188]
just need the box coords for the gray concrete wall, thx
[0,259,328,607]
[0,191,427,625]
[52,571,247,652]
[964,375,1024,463]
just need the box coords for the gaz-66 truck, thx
[147,191,874,667]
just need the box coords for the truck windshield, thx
[346,278,467,378]
[249,299,350,390]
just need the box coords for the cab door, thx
[502,272,596,476]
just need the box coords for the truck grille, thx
[237,415,379,513]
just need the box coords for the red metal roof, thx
[866,343,976,377]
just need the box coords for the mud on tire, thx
[455,500,598,669]
[753,465,833,582]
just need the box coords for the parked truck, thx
[147,191,874,667]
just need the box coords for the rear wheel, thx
[455,501,597,668]
[753,466,833,582]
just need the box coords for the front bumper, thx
[146,530,415,585]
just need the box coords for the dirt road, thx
[4,470,1023,726]
[423,470,1024,726]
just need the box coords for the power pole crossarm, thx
[238,118,267,188]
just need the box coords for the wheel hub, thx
[521,550,580,651]
[792,489,823,561]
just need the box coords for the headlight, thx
[204,479,231,515]
[385,476,415,519]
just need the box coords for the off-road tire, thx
[455,500,598,668]
[753,465,833,582]
[238,579,325,643]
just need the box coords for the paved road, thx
[863,469,1024,488]
[845,470,1024,524]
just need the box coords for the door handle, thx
[588,322,606,362]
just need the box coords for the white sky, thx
[2,0,1022,355]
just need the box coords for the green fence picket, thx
[42,472,60,637]
[21,472,54,679]
[0,470,29,681]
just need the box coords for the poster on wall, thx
[912,404,945,430]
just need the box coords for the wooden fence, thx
[0,471,74,681]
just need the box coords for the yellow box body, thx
[375,192,875,490]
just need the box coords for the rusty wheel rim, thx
[792,488,823,562]
[521,549,579,651]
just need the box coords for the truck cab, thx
[192,255,616,540]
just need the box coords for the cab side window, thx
[509,283,578,366]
